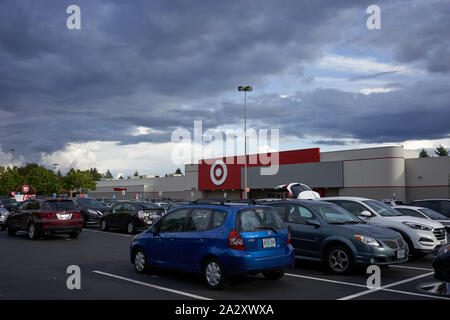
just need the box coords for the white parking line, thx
[286,272,450,300]
[83,229,133,238]
[92,270,212,300]
[338,272,435,300]
[285,273,367,289]
[390,265,433,271]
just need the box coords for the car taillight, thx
[228,230,246,250]
[287,231,291,245]
[73,212,81,217]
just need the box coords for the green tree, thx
[175,168,183,175]
[118,175,124,180]
[0,166,24,196]
[435,145,449,157]
[104,169,113,179]
[133,171,139,177]
[64,169,97,196]
[419,149,429,158]
[23,165,62,195]
[89,168,104,181]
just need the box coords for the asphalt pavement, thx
[0,227,449,300]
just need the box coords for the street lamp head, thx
[238,86,253,92]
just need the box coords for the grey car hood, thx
[337,223,400,239]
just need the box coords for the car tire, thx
[7,221,16,236]
[263,269,285,280]
[27,223,40,240]
[127,221,136,234]
[325,245,354,275]
[100,219,108,231]
[133,247,150,274]
[203,258,228,290]
[69,231,79,239]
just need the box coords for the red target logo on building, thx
[210,160,227,186]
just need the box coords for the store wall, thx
[405,157,450,202]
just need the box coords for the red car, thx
[7,198,83,239]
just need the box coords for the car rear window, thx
[44,201,77,211]
[237,207,284,232]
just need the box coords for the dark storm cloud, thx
[351,0,450,74]
[0,0,449,164]
[242,80,450,144]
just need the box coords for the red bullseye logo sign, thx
[22,185,30,193]
[210,160,227,186]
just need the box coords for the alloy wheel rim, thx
[128,222,134,233]
[135,251,145,271]
[101,220,106,230]
[205,262,222,286]
[329,249,349,272]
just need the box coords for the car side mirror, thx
[360,210,372,217]
[306,219,321,228]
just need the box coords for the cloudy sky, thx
[0,0,449,177]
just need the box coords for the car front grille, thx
[433,228,446,241]
[382,238,405,249]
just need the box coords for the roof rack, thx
[191,199,259,206]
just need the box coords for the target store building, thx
[91,145,450,203]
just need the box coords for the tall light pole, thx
[238,85,253,199]
[10,148,15,168]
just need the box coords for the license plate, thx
[262,237,276,248]
[57,214,71,220]
[396,249,406,259]
[146,220,152,225]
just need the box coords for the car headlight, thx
[402,221,433,231]
[87,209,98,215]
[354,235,381,247]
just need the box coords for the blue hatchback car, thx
[130,201,294,289]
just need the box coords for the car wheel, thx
[69,231,79,239]
[100,219,108,231]
[263,269,285,280]
[7,221,16,236]
[27,223,40,240]
[127,221,135,234]
[326,245,353,275]
[133,248,150,274]
[203,258,228,290]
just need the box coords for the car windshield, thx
[290,184,311,195]
[418,208,448,220]
[312,204,363,224]
[363,200,402,217]
[237,207,284,232]
[76,198,104,209]
[44,200,77,211]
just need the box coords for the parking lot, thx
[1,227,448,301]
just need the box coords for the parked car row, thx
[1,195,449,290]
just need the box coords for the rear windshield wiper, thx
[254,226,278,234]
